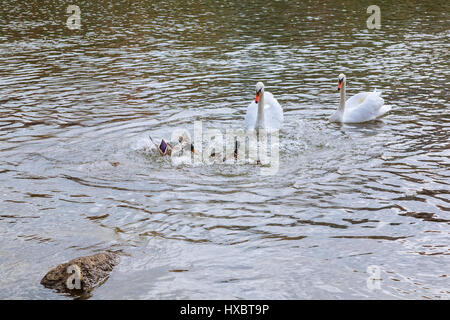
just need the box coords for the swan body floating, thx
[245,82,283,132]
[329,74,391,123]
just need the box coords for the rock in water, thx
[40,252,120,294]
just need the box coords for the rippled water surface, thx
[0,0,449,299]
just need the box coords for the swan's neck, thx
[256,92,265,128]
[339,81,346,111]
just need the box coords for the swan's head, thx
[255,82,264,103]
[337,73,346,91]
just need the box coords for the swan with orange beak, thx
[330,73,392,123]
[245,82,283,132]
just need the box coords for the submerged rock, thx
[40,252,120,295]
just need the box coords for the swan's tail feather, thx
[372,89,382,97]
[377,104,392,118]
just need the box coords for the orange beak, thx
[337,81,343,91]
[255,92,261,103]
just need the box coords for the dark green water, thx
[0,0,449,299]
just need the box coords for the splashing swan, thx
[245,82,283,132]
[329,74,391,123]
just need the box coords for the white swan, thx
[329,74,391,123]
[245,82,283,132]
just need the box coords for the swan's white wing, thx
[245,100,258,130]
[345,92,372,110]
[343,91,387,123]
[365,90,392,118]
[263,91,284,131]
